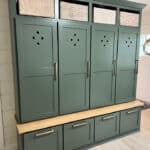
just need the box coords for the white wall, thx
[136,8,150,103]
[0,1,149,150]
[137,56,150,103]
[0,0,17,150]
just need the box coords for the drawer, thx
[64,118,94,150]
[120,107,141,134]
[24,126,62,150]
[95,112,119,142]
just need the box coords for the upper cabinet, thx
[16,17,59,122]
[19,0,55,17]
[120,10,140,27]
[93,6,116,25]
[14,0,144,123]
[60,1,88,22]
[115,27,139,103]
[59,21,90,114]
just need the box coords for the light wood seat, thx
[17,100,144,135]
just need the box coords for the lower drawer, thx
[64,118,94,150]
[23,126,62,150]
[95,112,119,142]
[120,107,141,134]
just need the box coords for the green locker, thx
[64,118,94,150]
[16,17,58,122]
[120,108,141,134]
[91,24,117,108]
[59,21,90,114]
[116,27,139,104]
[95,112,119,142]
[23,126,62,150]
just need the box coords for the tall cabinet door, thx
[116,27,139,103]
[59,21,90,114]
[91,24,117,108]
[16,17,58,122]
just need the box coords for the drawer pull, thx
[87,61,90,78]
[35,129,55,137]
[127,110,139,114]
[102,115,115,120]
[54,62,58,80]
[72,122,88,128]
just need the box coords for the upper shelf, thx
[17,100,144,135]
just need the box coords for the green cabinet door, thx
[64,119,94,150]
[95,112,119,142]
[116,27,139,103]
[24,126,62,150]
[59,21,90,114]
[91,24,117,108]
[16,17,58,122]
[120,108,141,134]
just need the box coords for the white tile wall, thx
[0,0,17,150]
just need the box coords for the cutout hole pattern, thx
[125,37,133,48]
[32,30,45,46]
[100,35,110,47]
[69,33,80,47]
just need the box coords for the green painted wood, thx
[24,126,62,150]
[116,27,139,104]
[92,0,145,11]
[120,107,141,134]
[16,16,58,122]
[64,118,94,150]
[91,24,117,108]
[59,20,90,114]
[95,112,119,142]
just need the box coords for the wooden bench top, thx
[17,100,144,134]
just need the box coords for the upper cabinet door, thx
[59,21,90,114]
[91,24,117,108]
[16,17,58,122]
[116,27,139,103]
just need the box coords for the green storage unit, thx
[91,24,117,108]
[23,126,62,150]
[120,107,141,134]
[16,17,58,122]
[59,21,90,114]
[95,112,119,142]
[116,27,139,104]
[64,118,94,150]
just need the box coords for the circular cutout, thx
[77,39,80,41]
[74,43,76,46]
[74,33,76,36]
[70,39,73,41]
[32,36,35,39]
[41,37,44,40]
[36,31,40,34]
[37,42,40,45]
